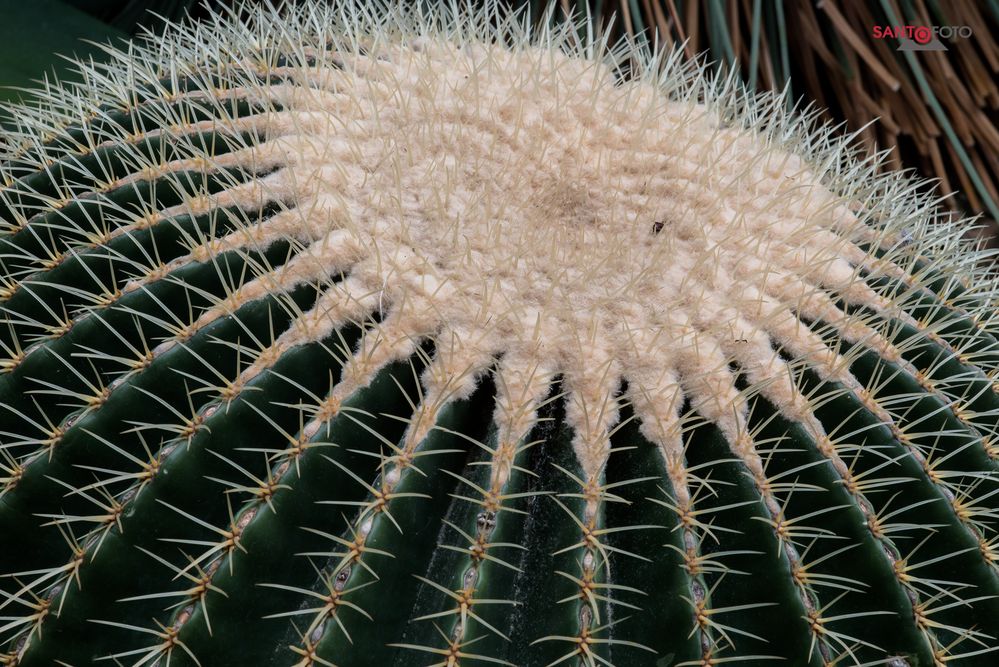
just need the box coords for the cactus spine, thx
[0,2,997,665]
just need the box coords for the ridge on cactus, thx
[0,1,997,666]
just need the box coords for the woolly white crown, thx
[1,2,998,664]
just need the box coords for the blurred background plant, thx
[2,0,996,248]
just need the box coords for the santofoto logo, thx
[872,24,973,51]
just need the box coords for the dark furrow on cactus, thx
[0,81,280,190]
[1,2,999,666]
[886,294,999,376]
[415,416,543,663]
[495,397,599,667]
[627,388,726,666]
[0,196,250,366]
[68,328,428,664]
[0,201,244,362]
[805,364,999,660]
[315,379,495,666]
[4,292,310,628]
[0,270,315,590]
[0,75,283,250]
[676,425,812,665]
[0,125,256,231]
[848,349,998,540]
[720,407,837,662]
[535,462,616,663]
[601,412,698,665]
[254,358,442,658]
[0,167,237,267]
[0,233,302,496]
[745,389,932,664]
[94,342,382,659]
[889,325,999,450]
[7,347,317,662]
[828,330,999,598]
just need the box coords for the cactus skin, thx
[0,2,998,666]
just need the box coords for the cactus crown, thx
[0,2,997,666]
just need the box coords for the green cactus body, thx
[0,2,997,666]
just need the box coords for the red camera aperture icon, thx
[914,25,933,44]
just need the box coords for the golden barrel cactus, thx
[0,2,996,665]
